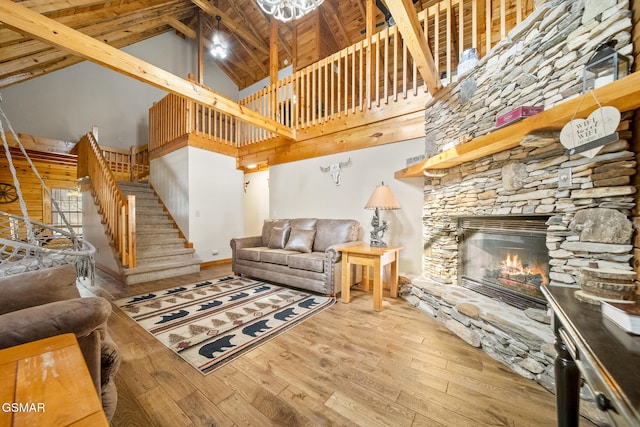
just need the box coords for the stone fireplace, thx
[458,215,549,310]
[399,0,635,422]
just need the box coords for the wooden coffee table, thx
[0,333,109,427]
[338,243,402,311]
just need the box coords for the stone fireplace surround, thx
[399,0,636,423]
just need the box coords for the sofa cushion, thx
[236,247,265,262]
[0,265,79,315]
[287,253,325,273]
[261,249,297,265]
[313,219,359,252]
[262,219,290,246]
[289,218,318,230]
[285,228,316,253]
[268,227,291,249]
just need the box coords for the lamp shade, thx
[364,183,400,210]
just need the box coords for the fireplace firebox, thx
[458,216,549,310]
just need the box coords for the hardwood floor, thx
[84,264,596,427]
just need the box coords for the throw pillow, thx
[268,227,291,249]
[285,228,316,253]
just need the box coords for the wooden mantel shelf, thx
[395,71,640,179]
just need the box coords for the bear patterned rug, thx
[114,276,335,374]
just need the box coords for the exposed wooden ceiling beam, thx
[0,0,187,47]
[2,132,77,153]
[0,1,192,63]
[16,0,115,16]
[165,16,196,40]
[0,10,190,78]
[0,26,170,88]
[190,0,269,55]
[0,0,293,139]
[385,0,440,95]
[322,1,352,47]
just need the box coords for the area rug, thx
[114,276,335,374]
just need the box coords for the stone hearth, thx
[400,0,635,424]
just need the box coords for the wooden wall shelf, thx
[395,71,640,179]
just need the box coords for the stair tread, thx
[136,228,179,235]
[137,248,195,258]
[123,258,201,275]
[136,238,186,245]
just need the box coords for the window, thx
[50,187,83,237]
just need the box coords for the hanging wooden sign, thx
[560,106,620,157]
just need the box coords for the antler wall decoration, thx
[320,158,351,186]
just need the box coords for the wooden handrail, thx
[148,0,533,153]
[77,132,136,268]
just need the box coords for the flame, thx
[500,253,548,285]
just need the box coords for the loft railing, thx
[148,93,238,152]
[100,144,149,182]
[149,0,533,152]
[76,132,136,268]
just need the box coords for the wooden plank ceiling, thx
[0,0,446,91]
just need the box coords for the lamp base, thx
[370,240,388,248]
[369,208,389,248]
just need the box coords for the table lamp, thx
[364,182,400,247]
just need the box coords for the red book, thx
[495,106,544,128]
[601,301,640,335]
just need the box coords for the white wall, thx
[150,148,190,234]
[243,170,270,236]
[151,146,243,263]
[269,139,424,274]
[82,194,120,274]
[0,32,239,150]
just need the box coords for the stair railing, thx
[77,132,136,268]
[99,144,149,183]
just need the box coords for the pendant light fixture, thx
[210,15,227,59]
[256,0,325,23]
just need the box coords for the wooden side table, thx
[338,243,402,311]
[0,333,109,427]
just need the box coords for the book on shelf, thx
[601,301,640,336]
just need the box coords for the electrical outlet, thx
[212,249,219,256]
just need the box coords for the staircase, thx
[118,181,200,285]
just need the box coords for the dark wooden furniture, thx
[542,285,640,427]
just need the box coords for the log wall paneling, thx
[0,152,77,224]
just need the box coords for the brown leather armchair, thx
[0,265,120,421]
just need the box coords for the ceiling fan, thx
[360,0,420,34]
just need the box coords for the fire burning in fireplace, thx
[458,216,550,310]
[498,252,548,288]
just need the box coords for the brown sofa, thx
[231,218,362,295]
[0,265,120,421]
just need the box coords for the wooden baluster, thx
[393,26,398,102]
[344,51,349,114]
[384,28,389,104]
[358,42,364,111]
[472,0,478,56]
[375,32,380,107]
[337,53,342,116]
[500,0,506,39]
[486,0,492,54]
[127,194,136,268]
[459,0,464,63]
[446,0,452,86]
[312,63,317,124]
